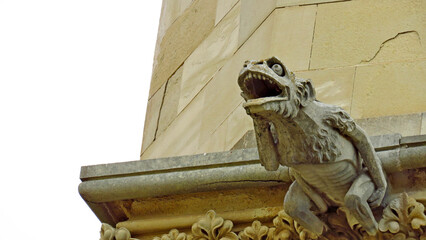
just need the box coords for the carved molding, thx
[100,193,426,240]
[100,223,138,240]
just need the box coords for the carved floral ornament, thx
[100,194,426,240]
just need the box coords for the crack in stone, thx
[153,79,170,142]
[204,180,287,186]
[360,30,420,63]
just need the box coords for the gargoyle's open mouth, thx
[240,71,289,105]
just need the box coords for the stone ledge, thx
[79,133,426,233]
[80,134,426,202]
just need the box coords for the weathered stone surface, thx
[225,102,253,150]
[238,0,276,47]
[422,112,426,135]
[179,3,240,114]
[215,0,239,25]
[198,120,227,154]
[149,0,217,98]
[270,5,317,71]
[156,0,194,44]
[157,66,182,136]
[198,6,316,144]
[310,0,426,69]
[141,83,165,153]
[356,113,423,137]
[231,130,256,150]
[276,0,348,7]
[141,91,205,159]
[199,14,276,145]
[239,57,388,236]
[351,60,426,119]
[363,31,425,65]
[296,66,355,112]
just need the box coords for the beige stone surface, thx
[238,0,276,46]
[364,31,425,65]
[270,5,317,71]
[276,0,347,7]
[422,112,426,135]
[179,3,240,114]
[215,0,239,25]
[351,60,426,119]
[153,0,194,92]
[156,0,194,43]
[310,0,426,69]
[198,121,227,154]
[199,5,317,144]
[225,102,253,150]
[157,66,183,136]
[123,185,286,223]
[296,66,355,112]
[200,13,274,144]
[231,130,256,150]
[356,113,422,137]
[149,0,217,98]
[141,83,166,153]
[141,91,205,159]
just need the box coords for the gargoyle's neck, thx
[261,104,328,165]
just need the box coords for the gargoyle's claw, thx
[368,188,386,208]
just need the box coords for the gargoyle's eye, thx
[271,64,284,76]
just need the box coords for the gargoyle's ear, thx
[300,79,316,107]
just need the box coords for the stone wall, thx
[141,0,426,160]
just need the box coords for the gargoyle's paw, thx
[368,188,386,208]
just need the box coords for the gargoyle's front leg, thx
[347,125,387,207]
[325,109,387,207]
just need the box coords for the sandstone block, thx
[270,5,317,71]
[141,91,205,160]
[200,5,317,144]
[310,0,426,69]
[225,102,254,150]
[356,113,422,137]
[199,13,274,144]
[149,0,217,98]
[351,60,426,119]
[215,0,239,25]
[157,66,183,136]
[198,121,227,154]
[422,113,426,135]
[141,83,166,153]
[276,0,348,7]
[179,3,240,114]
[238,0,276,46]
[156,0,194,44]
[296,66,355,112]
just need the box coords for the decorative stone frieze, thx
[192,210,238,240]
[104,198,425,240]
[379,193,426,240]
[100,223,136,240]
[153,229,190,240]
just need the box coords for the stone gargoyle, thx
[238,57,388,237]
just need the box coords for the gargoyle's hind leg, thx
[344,172,378,236]
[284,181,327,236]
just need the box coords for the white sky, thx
[0,1,162,238]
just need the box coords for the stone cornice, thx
[80,134,426,204]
